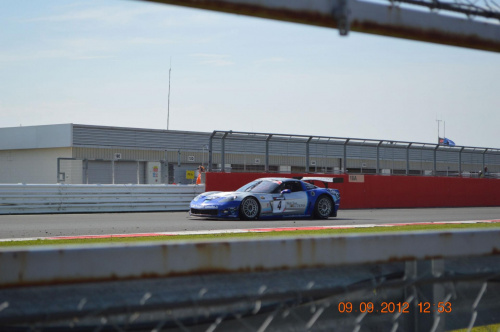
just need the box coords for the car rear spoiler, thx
[293,176,344,188]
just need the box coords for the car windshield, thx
[236,180,281,193]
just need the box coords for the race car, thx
[189,177,341,220]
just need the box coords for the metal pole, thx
[208,132,216,172]
[436,119,442,143]
[111,160,115,184]
[406,143,412,175]
[221,132,228,172]
[343,139,349,173]
[167,59,171,130]
[265,135,272,173]
[376,141,382,175]
[459,147,464,176]
[434,146,439,176]
[482,148,488,175]
[306,137,312,173]
[57,158,61,183]
[137,161,140,184]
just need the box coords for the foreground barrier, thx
[205,173,500,209]
[0,184,204,214]
[1,229,499,331]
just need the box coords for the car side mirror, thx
[281,189,291,195]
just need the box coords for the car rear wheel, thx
[240,197,260,220]
[313,195,333,219]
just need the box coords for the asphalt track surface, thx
[0,207,499,239]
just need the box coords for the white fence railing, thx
[0,184,205,214]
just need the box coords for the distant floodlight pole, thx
[436,119,442,142]
[167,58,172,130]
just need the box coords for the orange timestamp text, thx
[337,301,452,314]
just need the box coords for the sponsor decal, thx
[200,205,217,209]
[288,202,306,209]
[349,175,365,183]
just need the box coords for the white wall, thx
[0,124,72,150]
[0,147,73,184]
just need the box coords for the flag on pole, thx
[439,137,456,147]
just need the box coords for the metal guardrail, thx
[0,184,204,214]
[1,229,499,331]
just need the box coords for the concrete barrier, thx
[0,184,205,214]
[205,172,500,209]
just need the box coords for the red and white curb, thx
[1,219,499,243]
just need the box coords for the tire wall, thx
[204,172,500,209]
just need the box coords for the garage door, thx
[85,161,145,184]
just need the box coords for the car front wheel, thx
[239,197,260,220]
[313,195,333,219]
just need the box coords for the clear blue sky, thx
[1,0,499,148]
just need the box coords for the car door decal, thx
[271,198,286,213]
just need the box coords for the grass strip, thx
[453,324,500,332]
[1,222,499,247]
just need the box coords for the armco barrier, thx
[205,173,500,209]
[0,184,205,214]
[1,230,500,331]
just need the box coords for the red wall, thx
[205,172,500,209]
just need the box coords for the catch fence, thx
[207,131,500,178]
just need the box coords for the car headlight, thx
[219,195,237,203]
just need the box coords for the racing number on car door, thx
[272,199,286,213]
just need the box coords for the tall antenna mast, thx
[436,118,442,142]
[167,58,171,130]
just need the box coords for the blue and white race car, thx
[190,177,341,220]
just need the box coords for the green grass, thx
[453,324,500,332]
[1,222,499,247]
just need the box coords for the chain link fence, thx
[1,257,500,331]
[1,230,500,331]
[379,0,500,23]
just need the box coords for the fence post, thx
[208,132,216,172]
[306,137,312,173]
[482,148,488,175]
[265,134,272,173]
[406,143,412,175]
[343,139,349,173]
[459,147,464,176]
[434,146,438,175]
[221,132,228,172]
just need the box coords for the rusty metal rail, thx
[1,229,500,331]
[139,0,500,53]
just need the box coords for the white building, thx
[0,124,210,184]
[1,124,498,184]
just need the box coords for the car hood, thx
[194,191,249,202]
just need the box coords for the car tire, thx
[239,197,260,220]
[313,195,333,219]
